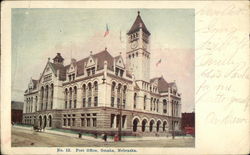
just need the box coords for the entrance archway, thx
[149,120,154,132]
[43,115,47,129]
[133,118,139,132]
[142,119,147,132]
[156,121,161,132]
[48,115,52,127]
[39,116,42,127]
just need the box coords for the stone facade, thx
[23,12,182,136]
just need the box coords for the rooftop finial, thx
[105,47,107,51]
[48,57,50,62]
[138,11,140,15]
[90,51,92,55]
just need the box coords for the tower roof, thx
[53,53,64,62]
[127,11,151,35]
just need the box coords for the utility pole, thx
[118,89,123,141]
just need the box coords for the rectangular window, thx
[74,100,76,108]
[92,67,95,75]
[111,97,114,107]
[82,98,86,107]
[69,75,71,81]
[88,97,91,107]
[72,118,75,126]
[94,97,98,106]
[92,118,97,127]
[63,118,66,126]
[115,68,119,76]
[117,98,120,107]
[69,100,72,109]
[87,118,90,127]
[120,70,124,77]
[81,118,85,126]
[68,118,71,126]
[123,99,126,108]
[87,69,91,76]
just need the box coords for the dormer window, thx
[115,67,124,77]
[68,73,75,82]
[87,67,95,77]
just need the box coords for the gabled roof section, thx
[127,11,151,35]
[31,79,38,89]
[114,55,125,69]
[92,49,114,71]
[50,62,67,80]
[76,49,114,77]
[150,76,177,93]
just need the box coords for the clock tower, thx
[126,11,151,82]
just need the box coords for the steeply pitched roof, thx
[127,11,151,35]
[53,53,64,62]
[93,50,114,71]
[32,79,38,89]
[76,50,114,77]
[50,63,67,80]
[150,76,176,93]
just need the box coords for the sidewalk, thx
[13,125,194,142]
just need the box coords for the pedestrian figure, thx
[78,133,82,138]
[104,134,107,142]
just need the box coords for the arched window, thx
[88,83,92,96]
[144,95,147,110]
[117,84,122,107]
[134,93,137,109]
[163,99,167,114]
[35,96,38,112]
[50,84,54,109]
[73,86,77,108]
[157,121,161,132]
[150,97,153,111]
[163,121,167,132]
[82,84,86,96]
[69,87,72,109]
[82,84,86,107]
[45,85,49,110]
[142,119,147,132]
[111,82,116,107]
[153,98,156,111]
[65,88,68,109]
[133,118,139,132]
[156,99,159,112]
[150,120,154,132]
[111,82,116,92]
[94,81,98,91]
[123,85,127,108]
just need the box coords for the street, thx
[12,127,194,147]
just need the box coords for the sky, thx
[11,9,194,112]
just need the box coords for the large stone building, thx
[23,12,182,136]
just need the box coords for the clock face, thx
[131,40,138,49]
